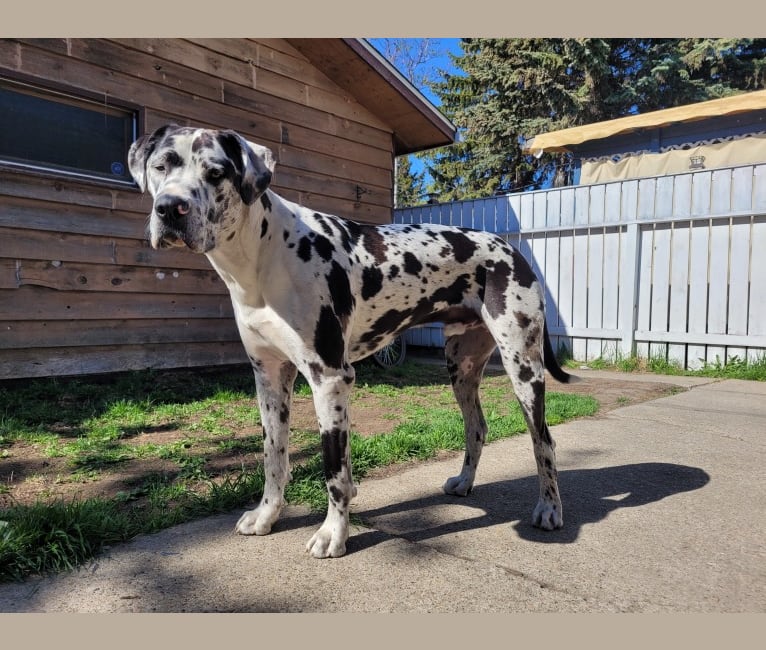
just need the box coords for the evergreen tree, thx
[424,38,766,200]
[394,154,426,207]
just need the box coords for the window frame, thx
[0,71,144,190]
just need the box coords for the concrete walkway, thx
[1,374,764,612]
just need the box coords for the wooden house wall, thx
[0,38,396,379]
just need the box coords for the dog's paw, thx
[306,522,348,558]
[443,474,474,497]
[532,498,563,530]
[235,504,281,536]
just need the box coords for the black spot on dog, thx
[279,404,289,424]
[308,362,323,386]
[192,132,215,152]
[475,265,487,302]
[297,237,312,262]
[361,227,388,264]
[485,260,511,318]
[261,193,272,211]
[337,220,362,254]
[328,484,346,506]
[260,218,269,239]
[314,305,344,369]
[514,310,532,329]
[321,427,347,480]
[315,214,334,238]
[327,261,354,327]
[165,150,184,168]
[362,266,384,301]
[530,380,546,434]
[313,234,335,262]
[442,230,478,263]
[403,252,423,276]
[511,249,537,289]
[518,364,534,382]
[388,265,400,280]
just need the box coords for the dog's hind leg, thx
[304,363,357,558]
[494,314,563,530]
[236,355,297,536]
[442,326,498,497]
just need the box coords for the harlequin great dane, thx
[128,124,572,558]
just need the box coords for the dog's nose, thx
[154,195,191,222]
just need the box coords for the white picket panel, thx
[650,223,672,361]
[586,229,605,360]
[635,226,654,360]
[395,163,766,368]
[667,221,691,365]
[748,216,766,342]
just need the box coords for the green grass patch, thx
[0,361,598,582]
[575,352,766,381]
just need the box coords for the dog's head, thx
[128,125,275,253]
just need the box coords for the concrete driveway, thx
[1,374,764,612]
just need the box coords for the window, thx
[0,77,137,185]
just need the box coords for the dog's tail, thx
[543,321,576,383]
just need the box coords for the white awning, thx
[523,90,766,155]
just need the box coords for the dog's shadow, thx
[336,462,710,553]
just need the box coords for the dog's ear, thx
[218,130,275,205]
[128,124,175,192]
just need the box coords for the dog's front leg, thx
[236,355,297,536]
[305,365,357,558]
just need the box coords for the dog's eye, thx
[154,164,166,173]
[208,168,224,180]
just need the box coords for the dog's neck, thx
[204,188,295,307]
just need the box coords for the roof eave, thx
[286,38,457,156]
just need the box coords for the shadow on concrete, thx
[348,462,710,553]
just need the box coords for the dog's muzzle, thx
[152,194,192,249]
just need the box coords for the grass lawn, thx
[0,359,599,582]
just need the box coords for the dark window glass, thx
[0,78,136,183]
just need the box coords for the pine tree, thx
[424,38,766,200]
[394,154,426,207]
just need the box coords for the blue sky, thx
[368,38,464,107]
[367,39,464,191]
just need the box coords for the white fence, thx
[394,164,766,369]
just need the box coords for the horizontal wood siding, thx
[0,38,396,379]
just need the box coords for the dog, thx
[128,124,572,558]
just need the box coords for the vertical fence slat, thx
[574,186,590,226]
[668,221,691,366]
[655,175,675,220]
[650,223,672,361]
[707,170,732,364]
[748,216,766,342]
[544,232,561,349]
[635,225,654,359]
[557,231,575,356]
[687,220,710,369]
[571,229,589,360]
[587,229,604,360]
[602,226,621,344]
[560,187,575,227]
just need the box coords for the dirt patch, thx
[0,363,682,510]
